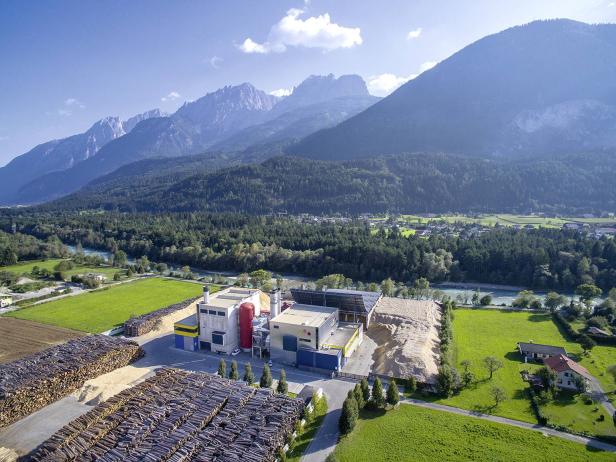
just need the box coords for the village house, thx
[0,294,13,308]
[544,354,592,391]
[517,342,567,361]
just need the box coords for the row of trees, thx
[6,211,616,291]
[339,377,400,435]
[217,359,288,394]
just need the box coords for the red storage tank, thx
[239,302,255,351]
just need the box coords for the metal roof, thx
[517,342,567,356]
[291,288,381,315]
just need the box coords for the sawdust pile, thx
[369,298,441,383]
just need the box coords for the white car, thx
[231,348,241,356]
[268,360,273,367]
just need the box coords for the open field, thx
[399,214,616,228]
[437,309,580,423]
[0,259,65,274]
[0,317,83,364]
[0,258,122,280]
[332,405,613,462]
[432,309,616,437]
[4,278,203,333]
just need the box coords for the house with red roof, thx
[543,354,592,392]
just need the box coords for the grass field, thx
[4,278,202,333]
[433,309,616,437]
[398,214,616,228]
[0,258,122,280]
[332,405,612,462]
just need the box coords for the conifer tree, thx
[372,377,385,408]
[386,379,400,406]
[217,359,226,378]
[260,364,273,388]
[276,368,288,394]
[229,360,239,380]
[243,363,255,385]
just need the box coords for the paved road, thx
[401,397,616,453]
[588,377,615,418]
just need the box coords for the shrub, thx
[243,363,255,385]
[229,360,239,380]
[276,369,288,394]
[217,359,226,378]
[405,376,417,394]
[360,378,371,403]
[260,364,273,388]
[353,383,365,409]
[339,395,358,434]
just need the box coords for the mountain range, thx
[4,19,616,214]
[291,19,616,160]
[0,74,377,205]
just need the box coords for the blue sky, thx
[1,0,615,166]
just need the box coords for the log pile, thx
[25,368,304,462]
[124,297,200,337]
[0,336,143,428]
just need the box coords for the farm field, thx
[3,278,202,333]
[398,214,616,228]
[0,317,83,364]
[435,309,616,437]
[0,258,121,280]
[332,405,613,462]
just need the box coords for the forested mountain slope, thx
[45,152,616,214]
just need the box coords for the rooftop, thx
[200,288,258,309]
[291,288,381,314]
[518,342,567,356]
[271,304,337,327]
[175,315,198,328]
[544,354,592,379]
[322,323,361,349]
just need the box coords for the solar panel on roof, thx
[290,288,380,314]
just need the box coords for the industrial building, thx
[173,285,371,373]
[269,288,373,372]
[290,288,381,328]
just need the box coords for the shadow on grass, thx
[359,408,388,420]
[527,314,551,323]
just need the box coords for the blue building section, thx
[175,334,184,349]
[297,348,341,371]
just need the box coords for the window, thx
[273,325,279,329]
[299,338,311,343]
[212,332,225,345]
[199,308,208,314]
[208,310,217,315]
[217,311,225,317]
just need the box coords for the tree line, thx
[3,211,616,291]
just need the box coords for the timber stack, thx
[0,335,143,428]
[124,296,200,337]
[25,368,304,462]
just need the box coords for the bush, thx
[229,360,239,380]
[528,388,549,425]
[436,365,460,397]
[479,295,492,306]
[260,364,273,388]
[405,376,417,394]
[276,369,288,394]
[353,383,365,409]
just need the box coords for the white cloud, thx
[64,97,85,109]
[609,1,615,6]
[367,61,438,96]
[209,56,223,69]
[237,8,362,54]
[270,88,293,97]
[161,91,181,102]
[238,38,269,54]
[0,136,8,141]
[57,108,72,117]
[407,27,422,40]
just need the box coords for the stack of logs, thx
[124,297,200,337]
[0,336,144,428]
[26,368,304,462]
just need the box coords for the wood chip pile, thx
[25,368,304,462]
[0,336,144,428]
[124,297,200,337]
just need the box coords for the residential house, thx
[517,342,567,361]
[0,294,12,308]
[544,354,592,391]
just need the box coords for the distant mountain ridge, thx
[44,152,616,214]
[3,74,377,205]
[291,19,616,160]
[0,109,164,204]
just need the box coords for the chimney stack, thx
[270,289,280,319]
[203,286,210,304]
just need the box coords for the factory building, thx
[290,288,381,328]
[173,315,199,351]
[197,287,263,354]
[269,302,363,372]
